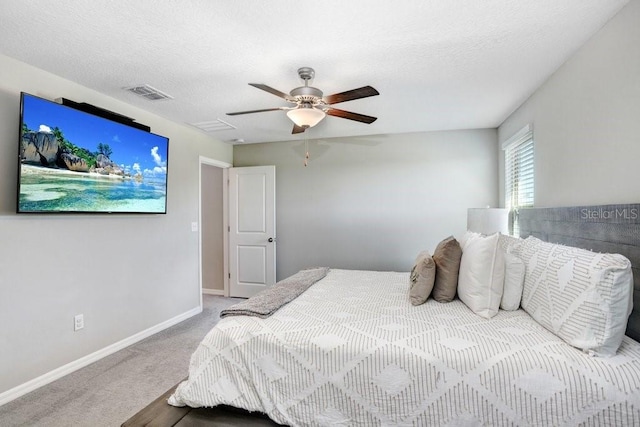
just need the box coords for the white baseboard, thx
[202,288,224,296]
[0,305,202,407]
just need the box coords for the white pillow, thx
[514,236,633,357]
[500,252,525,311]
[457,233,505,318]
[497,233,523,254]
[458,230,482,251]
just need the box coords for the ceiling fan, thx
[227,67,379,134]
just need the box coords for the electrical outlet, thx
[74,314,84,331]
[191,222,198,232]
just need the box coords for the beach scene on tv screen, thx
[18,94,169,213]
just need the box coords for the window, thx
[503,124,534,236]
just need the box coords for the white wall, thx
[498,0,640,207]
[0,53,232,397]
[234,129,498,280]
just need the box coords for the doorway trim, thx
[199,156,232,308]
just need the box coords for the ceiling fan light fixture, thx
[226,68,379,134]
[286,107,325,128]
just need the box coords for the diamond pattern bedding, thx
[169,269,640,426]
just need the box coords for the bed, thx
[168,204,640,426]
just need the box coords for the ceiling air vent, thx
[124,84,173,101]
[189,119,237,133]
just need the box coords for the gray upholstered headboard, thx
[518,204,640,343]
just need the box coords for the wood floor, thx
[122,381,283,427]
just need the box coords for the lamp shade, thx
[467,208,509,235]
[286,107,325,128]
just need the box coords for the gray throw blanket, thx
[220,267,330,318]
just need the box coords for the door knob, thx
[268,237,276,243]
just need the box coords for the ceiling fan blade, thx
[326,107,377,124]
[249,83,294,101]
[292,124,307,134]
[323,86,379,105]
[226,107,286,116]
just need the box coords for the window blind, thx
[503,125,534,236]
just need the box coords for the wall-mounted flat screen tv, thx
[17,92,169,214]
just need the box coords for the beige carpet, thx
[0,295,242,427]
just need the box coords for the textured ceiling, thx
[0,0,628,144]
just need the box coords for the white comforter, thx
[170,269,640,426]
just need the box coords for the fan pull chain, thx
[304,138,310,167]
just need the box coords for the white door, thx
[228,166,276,298]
